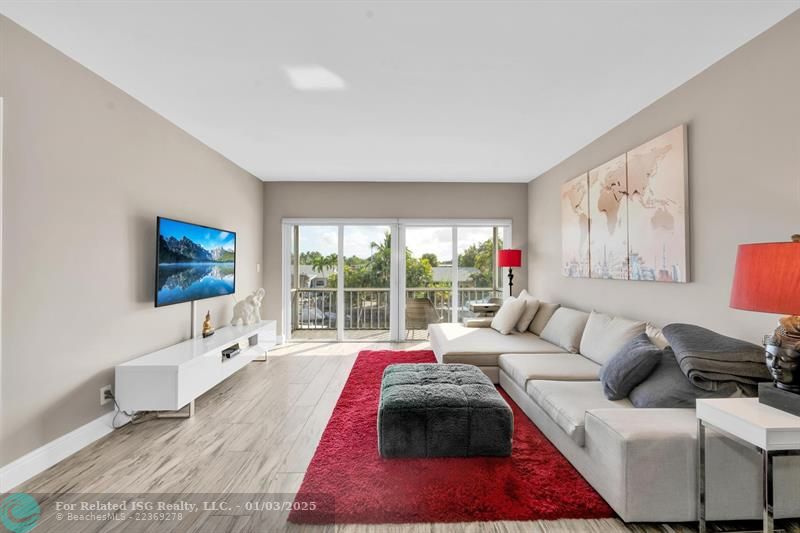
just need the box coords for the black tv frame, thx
[154,216,237,308]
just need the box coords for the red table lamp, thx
[498,249,522,297]
[730,236,800,402]
[730,236,800,345]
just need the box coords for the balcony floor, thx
[291,329,429,342]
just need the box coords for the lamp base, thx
[775,315,800,350]
[759,382,800,417]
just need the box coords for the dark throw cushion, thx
[599,333,662,400]
[629,348,740,408]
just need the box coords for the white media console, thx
[115,320,277,416]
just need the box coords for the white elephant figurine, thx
[231,288,265,326]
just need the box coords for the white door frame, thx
[0,99,4,417]
[396,224,406,340]
[336,225,345,341]
[389,222,401,341]
[281,218,512,342]
[280,223,293,342]
[451,226,459,322]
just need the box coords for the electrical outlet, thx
[100,385,113,406]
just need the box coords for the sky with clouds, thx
[298,225,497,262]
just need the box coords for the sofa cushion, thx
[491,296,525,335]
[540,307,590,353]
[526,380,632,446]
[499,353,601,389]
[528,301,560,335]
[515,290,540,333]
[599,333,662,400]
[429,323,566,367]
[579,311,646,365]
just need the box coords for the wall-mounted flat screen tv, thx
[155,217,236,307]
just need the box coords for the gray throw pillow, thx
[599,333,662,400]
[628,348,739,408]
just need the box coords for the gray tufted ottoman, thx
[378,363,513,458]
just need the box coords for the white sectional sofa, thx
[428,303,800,523]
[428,322,568,383]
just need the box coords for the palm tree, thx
[311,253,337,275]
[365,233,392,287]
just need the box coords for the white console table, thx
[115,320,276,417]
[697,398,800,533]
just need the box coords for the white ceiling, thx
[1,1,797,182]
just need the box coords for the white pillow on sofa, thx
[515,290,540,332]
[490,297,526,335]
[539,307,590,353]
[579,311,646,365]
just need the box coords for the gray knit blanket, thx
[662,323,771,394]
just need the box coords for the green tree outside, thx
[458,238,502,287]
[299,232,499,289]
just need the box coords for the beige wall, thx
[527,12,800,344]
[262,181,528,333]
[0,17,263,466]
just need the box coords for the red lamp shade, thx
[730,242,800,315]
[497,249,522,268]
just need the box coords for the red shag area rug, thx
[289,350,615,524]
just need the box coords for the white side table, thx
[696,398,800,533]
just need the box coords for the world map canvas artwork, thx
[561,173,590,277]
[627,125,688,282]
[561,125,688,283]
[589,154,629,280]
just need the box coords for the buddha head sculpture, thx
[765,342,800,393]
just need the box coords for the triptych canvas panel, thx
[560,125,688,283]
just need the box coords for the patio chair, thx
[405,297,442,331]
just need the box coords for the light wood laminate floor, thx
[13,342,797,532]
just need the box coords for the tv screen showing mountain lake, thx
[156,218,236,306]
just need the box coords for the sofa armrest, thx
[585,408,698,522]
[586,407,800,522]
[463,317,493,328]
[587,407,697,440]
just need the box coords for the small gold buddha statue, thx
[202,311,215,338]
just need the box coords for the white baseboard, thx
[275,334,285,345]
[0,409,129,492]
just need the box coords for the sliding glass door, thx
[342,225,393,341]
[404,227,453,340]
[457,227,502,320]
[291,225,339,341]
[287,222,398,342]
[284,219,510,342]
